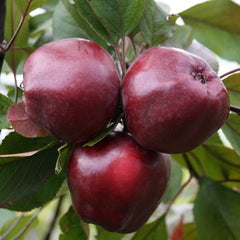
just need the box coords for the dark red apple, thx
[67,132,171,233]
[22,38,120,143]
[121,46,230,154]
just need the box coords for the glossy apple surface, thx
[67,132,171,233]
[22,38,120,143]
[121,46,230,153]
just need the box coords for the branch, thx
[0,0,6,73]
[44,195,65,240]
[230,105,240,116]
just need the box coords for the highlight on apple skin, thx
[22,38,120,143]
[67,132,171,233]
[121,46,230,154]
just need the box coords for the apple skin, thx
[67,132,171,233]
[22,38,120,143]
[121,46,230,154]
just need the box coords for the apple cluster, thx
[11,38,230,233]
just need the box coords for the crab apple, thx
[121,46,230,154]
[22,38,120,143]
[67,132,171,233]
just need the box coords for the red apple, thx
[67,132,171,233]
[121,46,230,154]
[22,38,120,143]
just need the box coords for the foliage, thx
[0,0,240,239]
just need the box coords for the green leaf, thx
[7,87,23,103]
[172,142,240,189]
[183,222,198,240]
[96,226,123,240]
[0,138,65,211]
[180,0,240,63]
[4,0,30,71]
[194,177,240,240]
[0,211,39,240]
[163,159,182,203]
[53,0,110,51]
[0,94,13,129]
[140,0,177,46]
[73,0,146,44]
[164,24,193,49]
[222,114,240,156]
[73,0,115,44]
[132,214,168,240]
[223,72,240,107]
[0,209,16,228]
[14,0,49,14]
[83,121,117,147]
[0,132,56,164]
[59,206,88,240]
[55,144,73,175]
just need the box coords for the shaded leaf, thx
[223,72,240,107]
[163,159,182,203]
[164,24,192,49]
[53,0,110,51]
[222,114,240,156]
[96,226,123,240]
[14,0,49,14]
[172,142,240,189]
[0,142,65,211]
[180,0,240,62]
[140,0,177,46]
[4,0,30,71]
[183,222,198,240]
[194,177,240,240]
[7,102,49,138]
[0,94,13,129]
[132,214,168,240]
[73,0,146,44]
[59,206,88,240]
[0,131,56,158]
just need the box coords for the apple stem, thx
[230,105,240,115]
[220,67,240,79]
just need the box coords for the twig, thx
[44,195,65,240]
[0,0,6,73]
[220,67,240,79]
[217,178,240,183]
[0,213,25,240]
[182,153,200,179]
[10,210,39,240]
[3,0,33,53]
[164,173,193,215]
[188,151,207,176]
[230,105,240,116]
